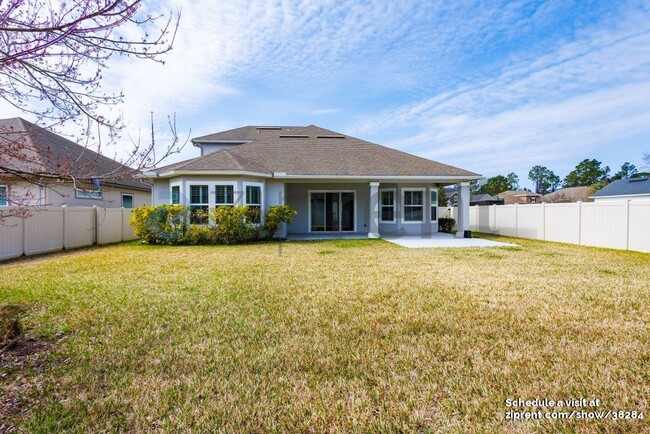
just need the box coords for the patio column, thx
[369,182,380,238]
[456,182,470,238]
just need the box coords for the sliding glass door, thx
[310,191,355,232]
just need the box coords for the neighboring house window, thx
[76,178,102,199]
[189,185,209,224]
[402,188,424,222]
[171,186,180,204]
[530,196,537,203]
[380,189,395,223]
[0,185,7,206]
[122,194,134,208]
[215,185,234,207]
[245,185,262,224]
[430,189,438,221]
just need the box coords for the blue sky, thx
[4,0,650,188]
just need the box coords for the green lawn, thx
[1,236,648,433]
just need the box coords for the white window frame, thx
[189,184,210,224]
[75,180,102,200]
[121,193,134,209]
[0,185,8,207]
[243,181,264,224]
[170,184,181,205]
[379,188,396,223]
[430,189,438,222]
[307,190,357,233]
[401,188,425,223]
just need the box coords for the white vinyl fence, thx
[444,201,650,253]
[0,206,137,261]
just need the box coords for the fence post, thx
[492,204,496,232]
[541,202,546,241]
[576,201,582,245]
[62,205,67,249]
[93,205,98,245]
[625,199,630,251]
[515,203,519,238]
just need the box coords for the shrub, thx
[439,217,455,233]
[211,206,259,244]
[129,205,156,244]
[263,205,297,238]
[184,225,213,245]
[129,205,190,245]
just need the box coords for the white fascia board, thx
[273,174,483,181]
[589,193,650,199]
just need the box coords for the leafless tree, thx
[0,1,186,220]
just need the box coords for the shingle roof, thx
[591,177,650,197]
[542,186,592,203]
[157,125,480,178]
[0,117,150,191]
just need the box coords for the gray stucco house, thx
[141,125,481,238]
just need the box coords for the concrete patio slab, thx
[382,233,517,248]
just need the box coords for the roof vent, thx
[316,135,346,139]
[279,135,309,138]
[256,127,282,131]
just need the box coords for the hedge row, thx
[129,204,297,245]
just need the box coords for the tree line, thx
[473,156,650,197]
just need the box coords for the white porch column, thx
[456,182,470,238]
[369,182,380,238]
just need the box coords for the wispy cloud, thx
[350,2,650,180]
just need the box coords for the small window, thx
[246,185,262,224]
[0,185,7,207]
[122,194,134,209]
[530,197,537,203]
[403,189,424,222]
[171,186,180,204]
[215,185,234,207]
[430,189,438,222]
[76,179,102,199]
[380,189,395,223]
[189,185,209,224]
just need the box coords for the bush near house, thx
[129,204,297,245]
[438,217,455,233]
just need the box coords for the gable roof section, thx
[542,186,591,203]
[591,177,650,197]
[157,125,480,178]
[0,117,150,191]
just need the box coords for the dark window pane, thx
[122,195,133,208]
[325,192,339,231]
[381,190,393,206]
[215,185,234,204]
[171,186,180,204]
[190,185,208,204]
[431,206,437,221]
[341,192,354,231]
[246,186,261,205]
[404,206,423,221]
[381,207,394,221]
[311,193,325,231]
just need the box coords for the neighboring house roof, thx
[0,117,150,191]
[542,186,592,203]
[590,177,650,198]
[471,194,496,202]
[153,125,481,178]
